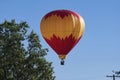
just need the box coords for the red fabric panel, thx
[44,10,80,19]
[44,34,81,55]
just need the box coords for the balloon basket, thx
[60,60,65,65]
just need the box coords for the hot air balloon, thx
[40,9,85,65]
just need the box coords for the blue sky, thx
[0,0,120,80]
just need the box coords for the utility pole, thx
[106,71,120,80]
[106,74,120,80]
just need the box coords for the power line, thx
[106,75,120,80]
[106,71,120,80]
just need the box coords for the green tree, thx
[0,20,55,80]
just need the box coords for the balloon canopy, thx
[40,9,85,65]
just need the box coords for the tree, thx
[0,20,55,80]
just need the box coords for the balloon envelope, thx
[40,10,85,60]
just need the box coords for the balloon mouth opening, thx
[59,55,66,60]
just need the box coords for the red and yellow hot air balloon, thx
[40,9,85,65]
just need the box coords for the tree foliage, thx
[0,20,55,80]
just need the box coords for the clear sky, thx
[0,0,120,80]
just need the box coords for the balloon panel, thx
[44,34,81,55]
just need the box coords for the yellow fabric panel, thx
[40,14,85,39]
[59,55,66,59]
[72,16,85,39]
